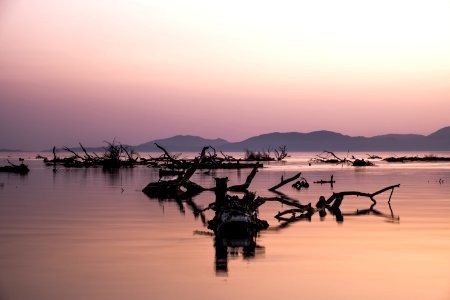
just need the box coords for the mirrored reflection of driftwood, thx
[275,184,400,224]
[310,151,374,167]
[384,155,450,163]
[42,142,140,169]
[0,160,29,175]
[194,230,265,275]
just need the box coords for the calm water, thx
[0,152,449,300]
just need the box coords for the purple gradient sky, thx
[1,0,449,150]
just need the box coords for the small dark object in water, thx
[292,178,309,190]
[352,159,374,167]
[384,155,450,163]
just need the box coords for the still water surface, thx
[0,152,449,300]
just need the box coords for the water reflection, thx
[214,232,264,275]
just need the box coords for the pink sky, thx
[1,0,449,149]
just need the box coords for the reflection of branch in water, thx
[194,230,265,276]
[337,202,400,223]
[185,197,207,225]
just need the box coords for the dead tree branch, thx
[228,163,260,192]
[326,184,400,206]
[268,172,302,191]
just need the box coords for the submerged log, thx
[310,151,374,167]
[275,184,400,223]
[0,160,29,175]
[207,189,269,237]
[384,155,450,163]
[314,175,335,185]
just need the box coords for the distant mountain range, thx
[134,135,228,152]
[2,127,450,152]
[133,126,450,152]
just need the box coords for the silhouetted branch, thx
[268,172,302,191]
[326,184,400,206]
[228,163,260,192]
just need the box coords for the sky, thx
[0,0,449,150]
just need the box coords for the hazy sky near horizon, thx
[1,0,449,149]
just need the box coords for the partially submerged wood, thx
[0,160,29,175]
[142,147,209,198]
[244,145,289,162]
[325,184,400,206]
[43,141,140,168]
[275,184,400,223]
[291,177,309,190]
[150,144,261,170]
[384,155,450,163]
[310,151,374,167]
[207,191,269,237]
[314,175,335,186]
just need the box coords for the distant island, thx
[2,126,450,152]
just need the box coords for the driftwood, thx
[0,160,29,175]
[42,141,140,169]
[326,184,400,205]
[291,177,309,190]
[142,147,209,198]
[310,151,374,167]
[314,175,335,187]
[384,155,450,163]
[145,160,401,273]
[275,184,400,222]
[244,145,289,161]
[151,144,261,170]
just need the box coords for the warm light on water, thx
[0,152,449,300]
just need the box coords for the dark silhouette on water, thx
[140,146,401,274]
[314,175,335,188]
[0,159,29,175]
[310,151,375,167]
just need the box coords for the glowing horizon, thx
[1,0,449,149]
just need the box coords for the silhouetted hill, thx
[135,135,229,151]
[220,128,450,151]
[220,131,355,151]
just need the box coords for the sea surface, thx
[0,152,449,300]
